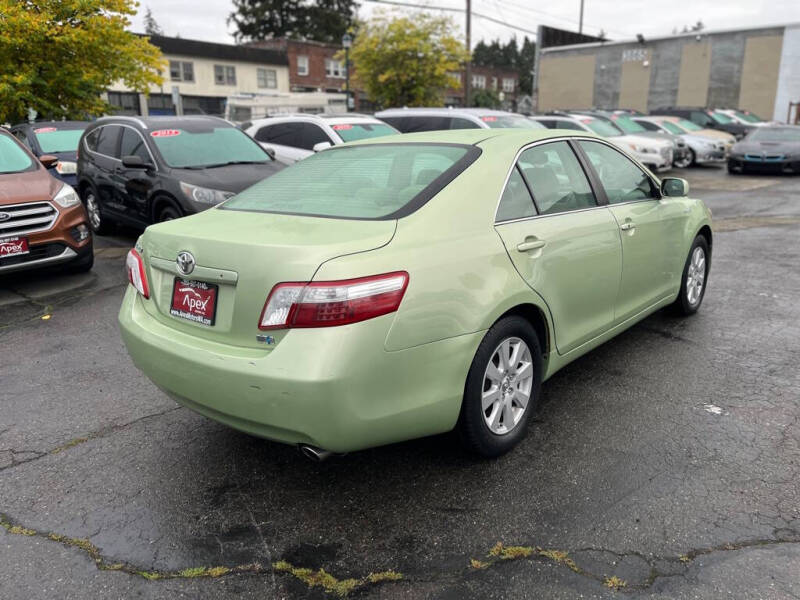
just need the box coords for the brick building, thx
[445,65,520,110]
[248,39,347,93]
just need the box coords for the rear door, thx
[114,126,159,224]
[89,125,124,217]
[494,140,622,355]
[577,140,687,322]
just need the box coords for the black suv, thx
[651,107,752,139]
[76,115,283,234]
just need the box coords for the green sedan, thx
[119,129,712,459]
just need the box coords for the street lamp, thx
[342,32,353,112]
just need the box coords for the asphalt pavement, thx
[1,166,799,599]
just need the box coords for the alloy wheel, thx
[85,192,101,230]
[482,337,533,435]
[686,246,706,306]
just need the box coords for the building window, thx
[297,55,309,76]
[472,74,486,89]
[257,68,277,89]
[214,64,236,86]
[502,78,515,93]
[325,58,345,78]
[170,61,194,82]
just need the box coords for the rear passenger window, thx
[518,141,596,215]
[84,128,101,152]
[95,126,121,158]
[578,140,657,204]
[496,167,536,222]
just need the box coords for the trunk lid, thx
[139,207,396,349]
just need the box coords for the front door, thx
[494,141,622,355]
[115,127,158,224]
[577,140,688,323]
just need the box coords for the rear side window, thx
[496,167,536,222]
[222,143,475,219]
[578,140,657,204]
[518,141,596,216]
[84,128,101,152]
[95,125,121,157]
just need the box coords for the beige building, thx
[108,35,290,117]
[536,23,800,121]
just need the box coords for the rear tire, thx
[458,316,542,458]
[673,235,709,316]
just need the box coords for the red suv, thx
[0,129,93,274]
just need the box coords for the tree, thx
[346,13,468,108]
[0,0,164,123]
[143,6,163,36]
[228,0,357,43]
[471,88,500,108]
[517,36,536,95]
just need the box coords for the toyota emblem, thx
[176,251,196,276]
[0,212,10,223]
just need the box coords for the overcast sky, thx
[129,0,800,46]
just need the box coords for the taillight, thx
[259,271,409,330]
[125,248,150,299]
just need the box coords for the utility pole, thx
[465,0,471,107]
[578,0,584,34]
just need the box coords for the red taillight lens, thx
[125,248,150,299]
[258,271,409,330]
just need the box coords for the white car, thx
[243,114,398,165]
[715,109,776,127]
[530,114,674,172]
[376,107,546,133]
[632,116,731,165]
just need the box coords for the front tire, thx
[458,316,542,457]
[157,204,182,223]
[673,235,710,316]
[82,186,113,235]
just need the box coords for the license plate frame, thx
[170,278,218,326]
[0,236,30,259]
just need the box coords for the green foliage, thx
[0,0,164,123]
[347,13,469,109]
[143,6,163,36]
[229,0,357,43]
[471,36,536,95]
[471,88,500,108]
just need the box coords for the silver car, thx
[633,116,730,166]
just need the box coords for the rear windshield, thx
[583,118,621,137]
[34,127,85,153]
[150,126,271,168]
[332,122,398,142]
[222,143,473,219]
[677,119,702,132]
[480,115,543,129]
[749,127,800,142]
[0,135,35,174]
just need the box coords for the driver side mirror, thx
[661,177,689,197]
[313,141,332,153]
[121,155,152,170]
[39,154,58,169]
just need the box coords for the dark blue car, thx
[9,121,89,186]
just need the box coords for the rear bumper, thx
[119,288,482,453]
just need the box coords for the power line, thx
[486,0,632,38]
[362,0,539,37]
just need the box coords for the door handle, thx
[619,222,636,231]
[516,239,546,252]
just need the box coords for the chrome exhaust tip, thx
[298,444,334,462]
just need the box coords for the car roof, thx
[15,120,89,130]
[376,107,526,117]
[94,115,232,130]
[343,128,597,148]
[248,113,386,126]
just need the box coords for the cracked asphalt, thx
[1,167,799,599]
